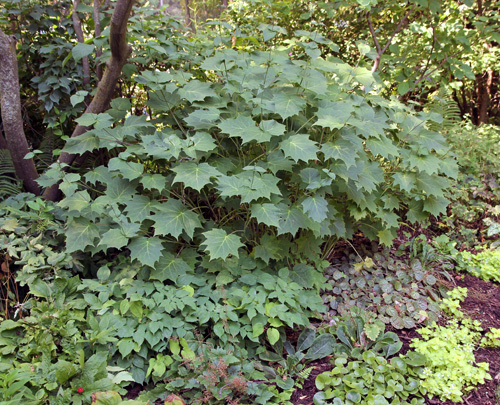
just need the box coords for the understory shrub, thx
[457,249,500,282]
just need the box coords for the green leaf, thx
[314,101,353,130]
[251,203,281,227]
[305,334,335,360]
[128,237,163,267]
[280,134,318,162]
[140,174,167,192]
[125,195,156,223]
[321,139,358,168]
[378,229,396,246]
[117,339,135,358]
[266,91,306,119]
[55,360,78,384]
[150,252,192,283]
[172,162,221,191]
[58,190,91,213]
[202,229,243,261]
[106,178,137,200]
[184,107,220,130]
[423,195,449,216]
[152,199,201,239]
[397,81,410,95]
[108,158,144,181]
[277,205,307,237]
[302,195,329,222]
[392,172,416,193]
[297,328,316,351]
[218,115,270,144]
[66,218,99,253]
[267,328,280,345]
[179,80,216,103]
[290,263,314,288]
[63,132,99,154]
[72,42,95,61]
[99,228,128,250]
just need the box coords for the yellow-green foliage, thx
[458,249,500,282]
[411,319,490,403]
[481,328,500,348]
[411,288,491,403]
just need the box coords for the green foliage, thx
[480,327,500,349]
[0,276,130,404]
[314,318,426,405]
[0,150,22,199]
[439,286,468,318]
[323,250,443,329]
[410,318,490,402]
[457,249,500,282]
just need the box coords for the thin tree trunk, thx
[73,0,91,93]
[94,0,103,81]
[184,0,193,31]
[0,29,40,195]
[43,0,135,201]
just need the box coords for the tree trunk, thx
[43,0,135,201]
[94,0,103,81]
[184,0,193,31]
[73,0,91,93]
[0,29,40,195]
[476,72,489,124]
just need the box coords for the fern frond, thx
[425,89,461,133]
[0,149,22,198]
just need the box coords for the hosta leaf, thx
[66,218,99,253]
[172,162,221,191]
[150,252,192,283]
[108,158,144,181]
[202,229,243,261]
[152,199,201,239]
[302,195,329,222]
[314,101,353,130]
[178,80,216,103]
[99,228,128,250]
[321,139,358,168]
[218,115,270,144]
[128,237,163,267]
[251,203,281,227]
[297,328,316,351]
[305,334,335,360]
[280,134,318,163]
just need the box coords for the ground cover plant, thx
[1,0,500,404]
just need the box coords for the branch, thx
[0,29,40,195]
[413,50,462,87]
[366,12,381,54]
[72,0,91,90]
[94,0,103,80]
[43,0,135,201]
[368,4,417,72]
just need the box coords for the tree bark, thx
[0,29,40,195]
[73,0,91,92]
[94,0,103,81]
[43,0,135,201]
[184,0,193,31]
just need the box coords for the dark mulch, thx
[291,272,500,405]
